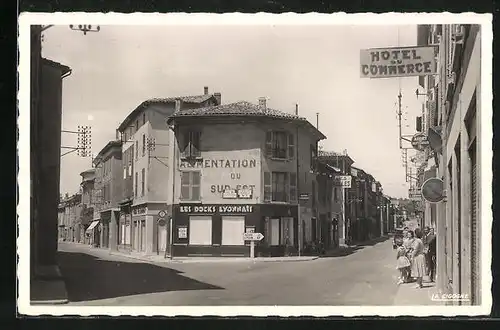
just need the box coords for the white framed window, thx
[180,171,201,201]
[189,216,212,245]
[221,216,245,246]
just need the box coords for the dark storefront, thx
[172,203,298,257]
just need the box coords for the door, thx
[221,216,245,246]
[158,221,167,252]
[141,220,146,252]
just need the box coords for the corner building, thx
[167,100,325,257]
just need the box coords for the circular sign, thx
[421,177,445,203]
[157,218,166,226]
[158,210,167,218]
[411,133,430,151]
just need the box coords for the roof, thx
[318,150,355,164]
[168,101,326,139]
[118,94,217,132]
[94,140,122,165]
[41,58,71,76]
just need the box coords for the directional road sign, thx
[243,232,264,241]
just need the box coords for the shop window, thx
[221,216,245,246]
[265,131,294,159]
[180,171,201,201]
[180,131,201,159]
[189,216,212,245]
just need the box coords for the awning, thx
[86,220,100,232]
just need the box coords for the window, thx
[180,171,201,201]
[265,131,294,159]
[142,134,146,156]
[141,168,145,196]
[135,141,138,159]
[221,216,245,246]
[142,113,146,126]
[310,144,318,170]
[135,120,139,131]
[135,172,138,197]
[181,131,201,158]
[189,216,212,245]
[334,187,338,202]
[264,172,289,202]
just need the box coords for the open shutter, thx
[264,172,272,202]
[289,172,297,203]
[191,131,201,158]
[265,131,273,158]
[288,133,295,160]
[284,173,290,202]
[180,131,189,158]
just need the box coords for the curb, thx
[31,299,69,305]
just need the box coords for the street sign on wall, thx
[360,46,437,78]
[409,188,422,201]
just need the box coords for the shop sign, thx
[132,205,147,215]
[179,204,255,214]
[421,177,445,203]
[222,189,237,199]
[299,193,309,201]
[237,188,253,199]
[409,188,422,201]
[360,46,437,78]
[158,210,167,218]
[178,226,187,238]
[333,175,351,188]
[411,133,430,151]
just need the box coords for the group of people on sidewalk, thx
[395,226,436,289]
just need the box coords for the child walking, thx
[396,240,411,284]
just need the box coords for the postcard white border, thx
[17,12,493,317]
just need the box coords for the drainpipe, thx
[165,120,177,260]
[295,104,301,256]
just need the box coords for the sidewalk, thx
[393,275,442,306]
[30,265,68,305]
[60,242,318,264]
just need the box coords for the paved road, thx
[58,238,401,306]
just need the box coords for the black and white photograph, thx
[18,13,492,316]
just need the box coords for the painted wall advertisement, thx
[179,155,260,201]
[360,46,437,78]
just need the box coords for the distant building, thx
[79,169,97,244]
[116,87,221,255]
[93,139,123,250]
[166,98,325,257]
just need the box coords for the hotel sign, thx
[360,46,437,78]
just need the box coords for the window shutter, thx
[180,172,190,200]
[290,172,297,202]
[191,171,201,201]
[264,172,272,202]
[180,131,189,158]
[284,173,290,202]
[288,133,295,160]
[265,131,273,158]
[191,131,201,157]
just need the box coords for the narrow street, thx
[58,238,402,306]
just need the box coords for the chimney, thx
[175,99,181,112]
[204,86,209,95]
[295,103,299,115]
[258,97,267,108]
[214,92,221,105]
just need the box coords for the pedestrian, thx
[423,226,431,275]
[427,228,437,282]
[404,230,415,280]
[395,240,411,284]
[410,228,426,289]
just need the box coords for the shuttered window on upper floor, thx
[265,131,295,160]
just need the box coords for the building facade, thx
[79,169,97,244]
[166,99,325,257]
[417,24,482,305]
[93,140,123,250]
[117,87,221,255]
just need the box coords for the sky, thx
[41,23,424,198]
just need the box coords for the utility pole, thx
[397,92,403,149]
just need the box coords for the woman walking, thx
[410,228,426,289]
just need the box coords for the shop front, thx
[171,203,298,257]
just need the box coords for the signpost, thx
[411,133,430,151]
[157,210,167,257]
[421,177,445,203]
[243,232,264,258]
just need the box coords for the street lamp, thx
[69,25,101,35]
